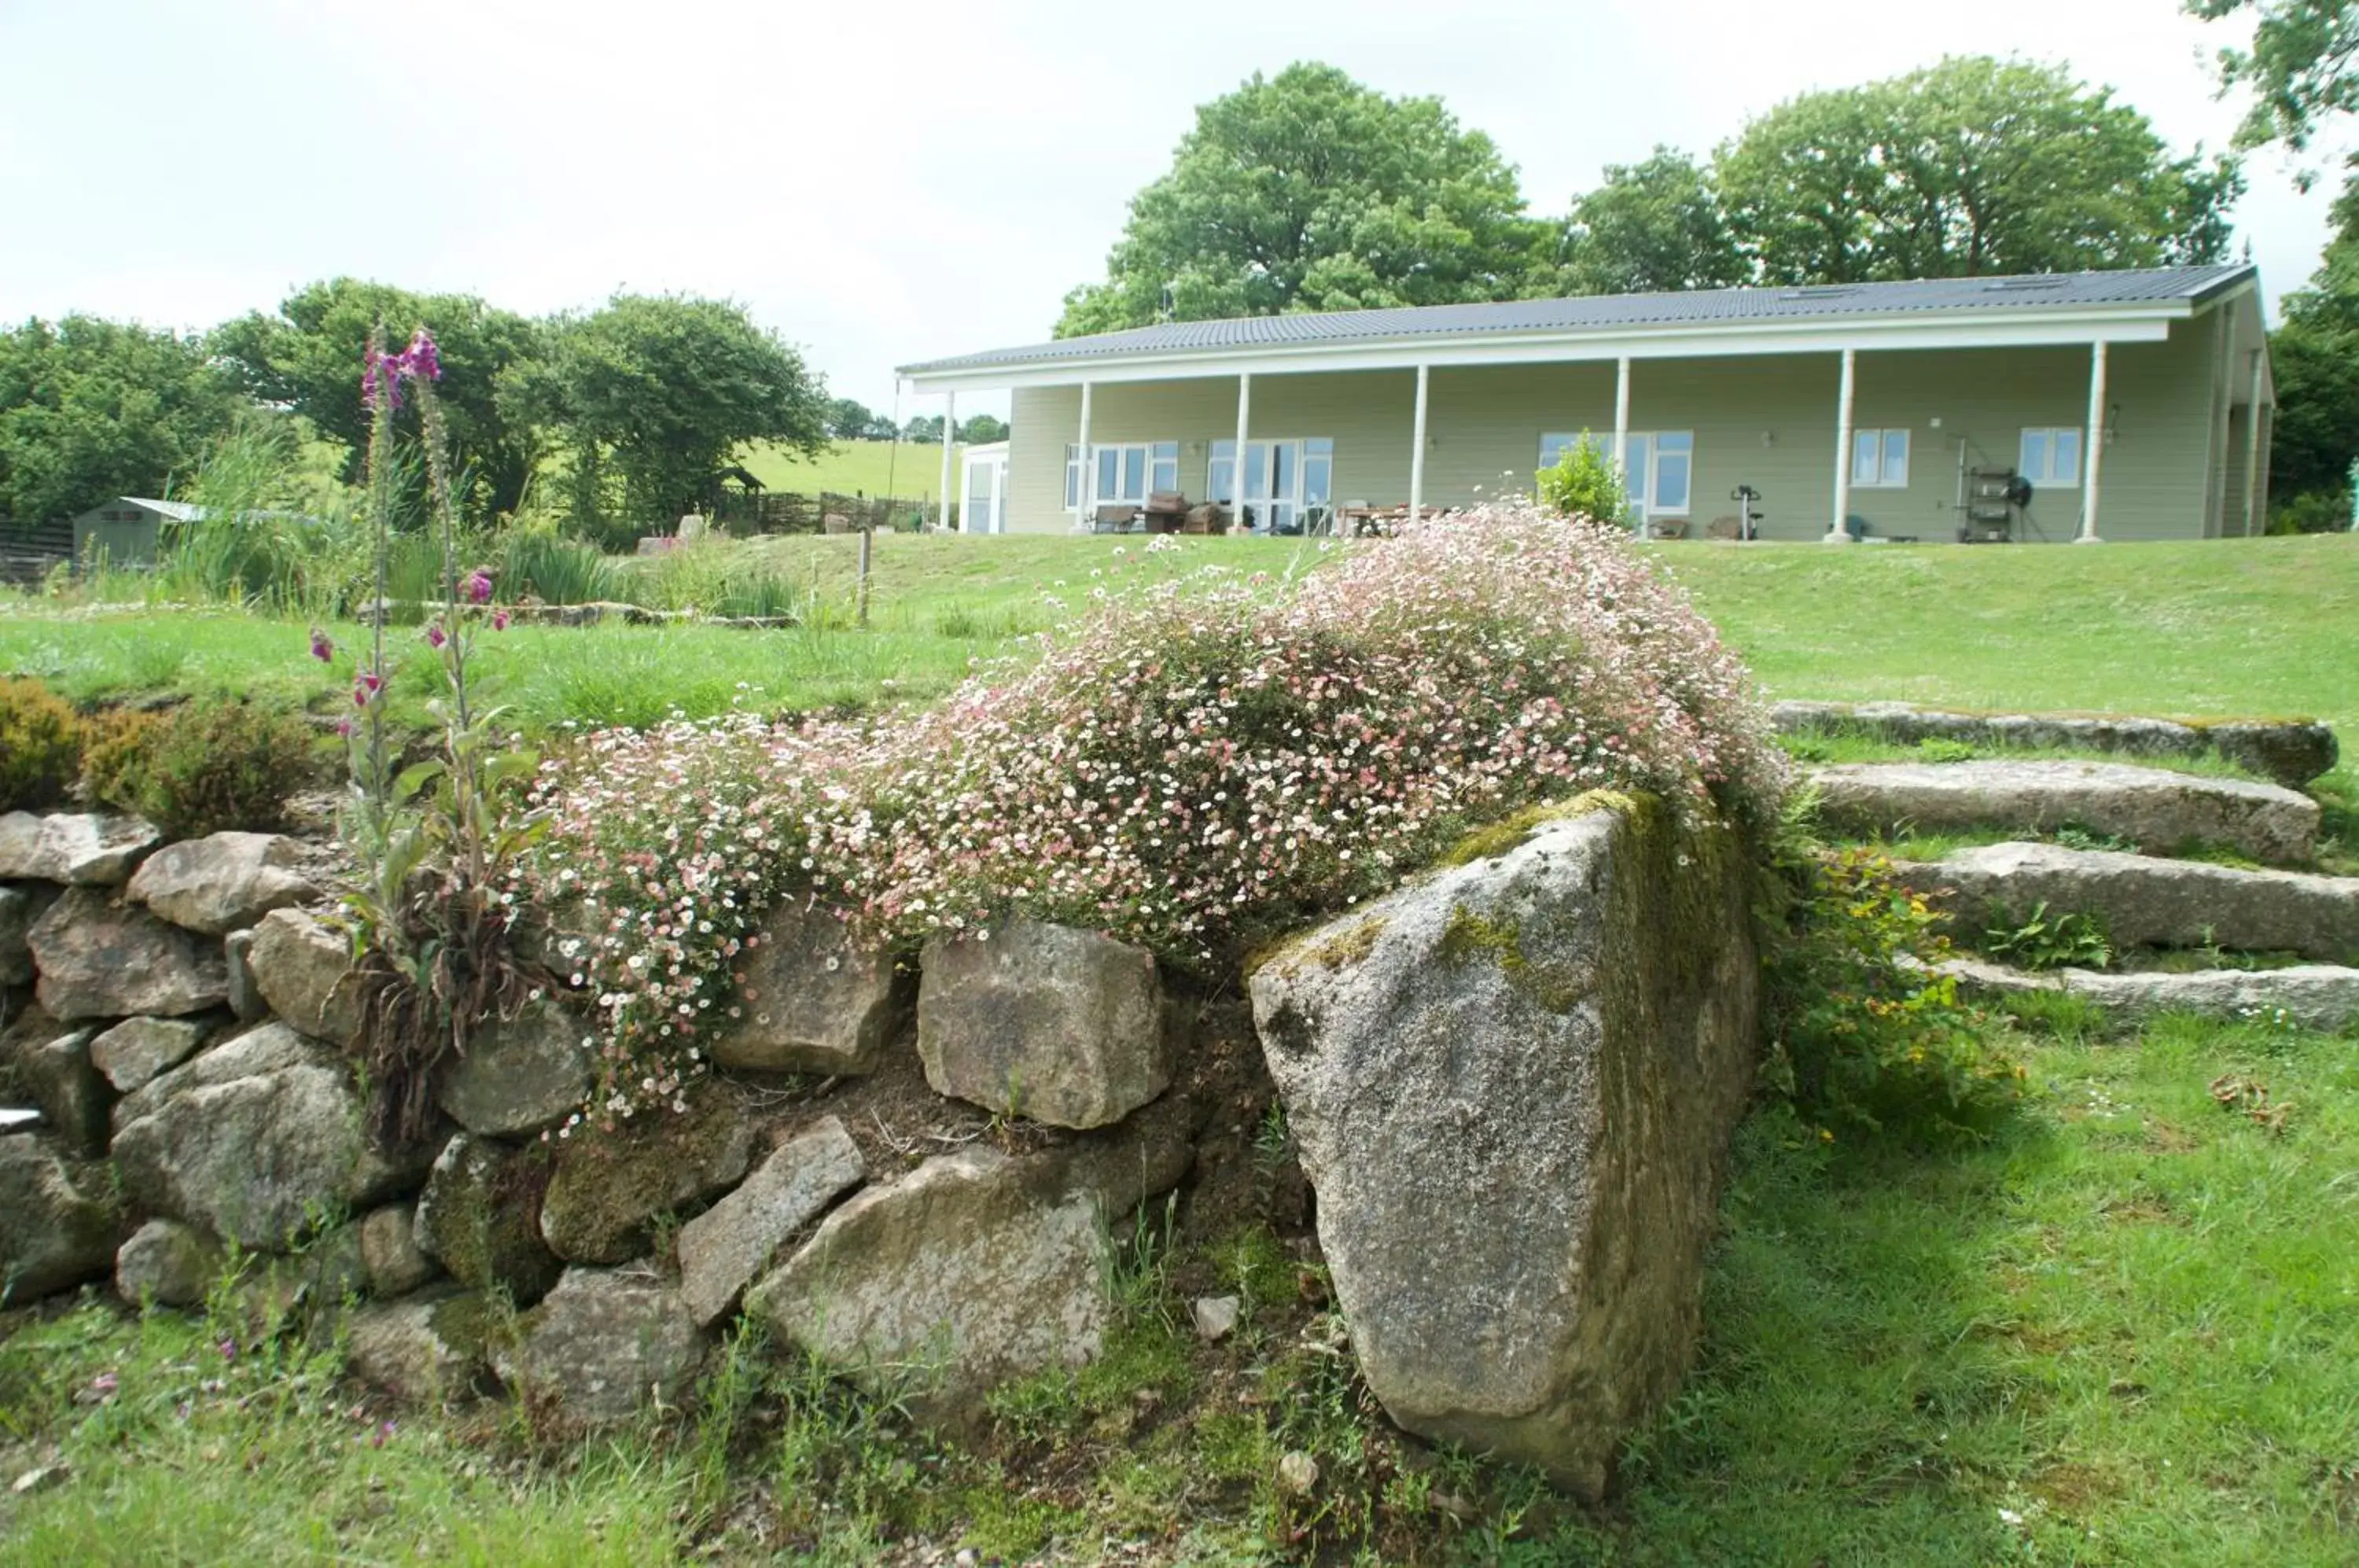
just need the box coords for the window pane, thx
[1151,440,1178,461]
[1883,429,1908,487]
[1097,448,1119,500]
[1540,433,1576,469]
[1655,432,1693,454]
[1622,435,1650,504]
[1654,450,1691,512]
[2020,430,2048,481]
[1853,429,1879,484]
[1305,436,1333,456]
[1151,458,1179,493]
[1209,458,1234,503]
[2048,429,2085,483]
[1304,455,1332,505]
[1065,445,1080,509]
[1244,443,1270,499]
[1122,448,1146,499]
[1272,441,1296,503]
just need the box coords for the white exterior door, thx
[962,447,1008,534]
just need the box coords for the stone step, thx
[1810,760,2320,866]
[1775,700,2339,789]
[1896,841,2359,963]
[1939,955,2359,1033]
[1,1106,42,1135]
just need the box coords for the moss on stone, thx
[1437,902,1587,1014]
[1436,790,1639,869]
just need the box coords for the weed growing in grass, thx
[0,675,80,809]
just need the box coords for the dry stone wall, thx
[2,797,1761,1496]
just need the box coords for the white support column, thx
[1075,381,1093,531]
[1613,355,1632,528]
[938,392,957,532]
[2243,349,2266,537]
[2077,341,2108,543]
[1824,348,1857,543]
[1408,364,1430,521]
[1232,373,1252,530]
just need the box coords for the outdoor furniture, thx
[1091,505,1143,534]
[1182,502,1228,535]
[1143,491,1190,533]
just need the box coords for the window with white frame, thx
[1068,441,1180,512]
[1210,437,1333,532]
[1852,428,1910,488]
[1538,431,1693,518]
[2019,428,2083,487]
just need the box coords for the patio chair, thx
[1091,505,1143,534]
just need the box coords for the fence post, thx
[856,523,873,628]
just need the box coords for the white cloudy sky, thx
[0,0,2338,420]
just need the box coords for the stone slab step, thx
[1940,955,2359,1033]
[0,1106,42,1135]
[1810,760,2319,866]
[1896,841,2359,962]
[1776,700,2338,788]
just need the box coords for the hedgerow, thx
[510,501,1790,1124]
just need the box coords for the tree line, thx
[1057,56,2243,333]
[823,399,1007,447]
[0,285,842,540]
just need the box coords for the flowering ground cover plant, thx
[512,500,1789,1124]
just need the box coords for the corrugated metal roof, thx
[900,264,2251,376]
[120,497,204,521]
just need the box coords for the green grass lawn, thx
[738,437,970,502]
[4,531,2357,1563]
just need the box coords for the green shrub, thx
[499,530,618,606]
[1535,433,1629,525]
[85,701,318,838]
[1764,846,2025,1143]
[1912,737,1979,764]
[0,677,83,811]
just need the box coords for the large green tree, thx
[519,294,830,528]
[1547,148,1747,296]
[1716,57,2242,283]
[0,317,245,525]
[2192,2,2359,523]
[1056,62,1544,334]
[212,279,543,519]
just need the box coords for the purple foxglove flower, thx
[491,609,510,631]
[403,328,441,382]
[335,716,354,738]
[425,623,447,650]
[467,569,493,604]
[310,628,334,662]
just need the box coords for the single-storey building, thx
[68,497,204,569]
[900,264,2273,543]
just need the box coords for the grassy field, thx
[738,437,970,502]
[4,531,2357,1563]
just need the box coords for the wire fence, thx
[712,491,947,534]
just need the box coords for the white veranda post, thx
[1825,348,1857,543]
[937,393,956,532]
[2243,349,2266,536]
[1612,355,1632,522]
[1232,373,1252,529]
[1075,381,1094,530]
[1408,364,1430,520]
[2078,342,2108,543]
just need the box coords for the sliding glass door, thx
[1210,437,1334,533]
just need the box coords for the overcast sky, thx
[0,0,2336,420]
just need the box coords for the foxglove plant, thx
[334,326,547,1144]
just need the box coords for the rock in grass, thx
[1248,799,1758,1500]
[675,1117,866,1327]
[709,904,899,1077]
[0,812,160,886]
[917,920,1173,1129]
[537,1081,756,1264]
[125,832,317,937]
[1941,955,2359,1033]
[436,1001,594,1138]
[495,1267,706,1425]
[1809,760,2320,866]
[0,1132,119,1305]
[115,1216,225,1307]
[89,1016,214,1094]
[413,1135,562,1305]
[26,888,229,1021]
[347,1285,502,1402]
